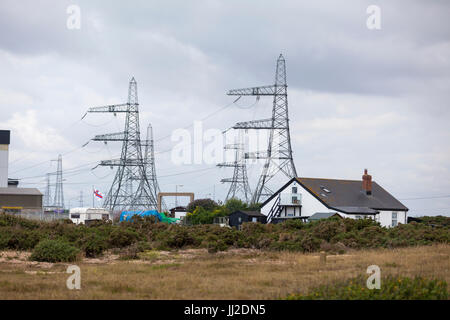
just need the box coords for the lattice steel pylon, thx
[44,173,52,207]
[133,124,165,211]
[52,154,65,209]
[87,77,158,212]
[227,54,297,204]
[217,130,252,203]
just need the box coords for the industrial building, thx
[0,130,43,214]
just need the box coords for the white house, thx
[260,169,408,228]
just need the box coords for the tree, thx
[186,198,219,213]
[224,198,248,213]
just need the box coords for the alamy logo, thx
[366,5,381,30]
[66,5,81,30]
[366,265,381,289]
[66,265,81,290]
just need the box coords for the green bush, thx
[286,275,448,300]
[0,213,448,256]
[186,198,219,213]
[82,233,108,258]
[7,229,42,250]
[108,228,141,248]
[207,240,228,253]
[30,239,80,262]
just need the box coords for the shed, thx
[229,210,267,229]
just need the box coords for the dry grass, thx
[0,244,448,299]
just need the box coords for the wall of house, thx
[378,210,407,228]
[261,180,331,218]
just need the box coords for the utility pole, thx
[87,78,159,212]
[227,54,297,204]
[52,154,64,211]
[218,130,252,203]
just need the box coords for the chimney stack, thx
[362,169,372,195]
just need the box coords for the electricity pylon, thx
[228,54,297,204]
[52,154,64,210]
[87,77,158,212]
[133,124,164,210]
[218,130,252,203]
[79,191,84,207]
[44,173,52,207]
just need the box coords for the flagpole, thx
[92,185,94,208]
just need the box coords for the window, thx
[238,217,242,223]
[292,196,298,204]
[71,214,80,219]
[355,215,362,220]
[252,217,257,222]
[292,187,298,194]
[392,212,398,227]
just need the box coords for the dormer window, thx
[320,185,331,193]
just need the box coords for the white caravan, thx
[69,207,111,225]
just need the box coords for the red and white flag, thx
[94,189,103,199]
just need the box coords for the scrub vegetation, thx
[0,213,448,263]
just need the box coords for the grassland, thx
[0,244,448,299]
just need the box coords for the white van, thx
[69,207,111,225]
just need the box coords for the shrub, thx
[311,219,345,242]
[224,198,247,213]
[83,233,108,258]
[30,239,79,262]
[207,240,228,253]
[7,229,42,250]
[286,275,448,300]
[108,228,141,248]
[0,213,41,229]
[164,227,195,248]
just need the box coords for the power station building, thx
[0,130,43,214]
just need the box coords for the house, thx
[308,212,342,222]
[229,210,267,229]
[169,206,188,219]
[260,169,408,228]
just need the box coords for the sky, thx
[0,0,449,215]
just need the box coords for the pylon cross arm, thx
[245,151,269,159]
[227,85,276,96]
[92,132,127,141]
[87,103,130,113]
[233,118,273,129]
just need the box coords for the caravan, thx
[69,207,111,225]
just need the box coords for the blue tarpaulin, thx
[119,210,179,224]
[119,210,161,222]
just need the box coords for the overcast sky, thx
[0,0,449,215]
